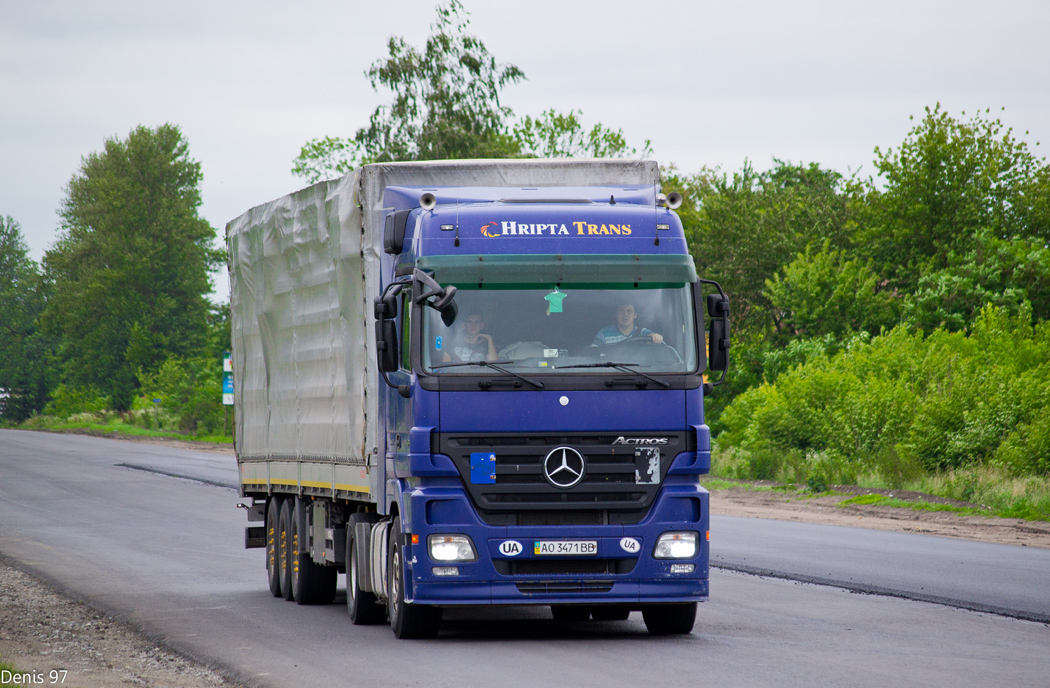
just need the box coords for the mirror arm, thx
[697,278,726,301]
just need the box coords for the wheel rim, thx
[279,525,287,579]
[390,547,401,622]
[267,518,276,578]
[292,528,299,591]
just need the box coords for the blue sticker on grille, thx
[470,452,496,484]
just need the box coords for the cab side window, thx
[400,289,412,372]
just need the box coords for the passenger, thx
[593,301,664,346]
[445,311,498,362]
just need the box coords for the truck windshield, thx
[422,284,697,375]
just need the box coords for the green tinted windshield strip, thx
[446,282,685,290]
[416,253,697,285]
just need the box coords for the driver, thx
[444,311,498,362]
[592,301,664,346]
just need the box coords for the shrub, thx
[715,303,1050,482]
[137,356,225,435]
[42,385,111,420]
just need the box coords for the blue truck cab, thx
[371,182,730,636]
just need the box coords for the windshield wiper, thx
[429,360,545,390]
[555,362,671,389]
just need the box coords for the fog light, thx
[428,534,478,562]
[670,563,695,574]
[653,531,699,559]
[432,566,459,576]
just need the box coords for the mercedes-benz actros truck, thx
[227,159,730,638]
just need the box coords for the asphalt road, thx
[1,429,1048,688]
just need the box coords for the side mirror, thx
[374,283,406,378]
[413,269,458,326]
[706,294,730,374]
[375,318,399,373]
[707,293,729,318]
[440,300,458,328]
[432,284,457,311]
[383,209,412,255]
[374,293,398,320]
[709,313,729,373]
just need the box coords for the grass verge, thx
[13,416,232,444]
[711,448,1050,522]
[1,661,22,686]
[837,493,988,517]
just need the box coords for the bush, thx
[42,385,111,420]
[20,415,61,429]
[715,303,1050,481]
[136,356,225,435]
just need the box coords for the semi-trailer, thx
[227,159,730,638]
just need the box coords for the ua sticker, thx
[620,537,641,554]
[499,540,523,556]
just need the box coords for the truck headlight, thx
[653,531,699,559]
[428,534,478,562]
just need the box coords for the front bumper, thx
[399,479,710,606]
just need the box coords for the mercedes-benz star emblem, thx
[543,446,586,489]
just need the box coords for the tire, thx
[278,499,294,601]
[591,605,631,621]
[641,603,697,635]
[387,518,442,639]
[291,497,337,605]
[346,513,385,625]
[265,497,282,598]
[551,606,591,622]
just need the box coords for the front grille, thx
[516,581,615,595]
[438,431,690,525]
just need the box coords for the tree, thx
[513,109,650,159]
[43,124,223,410]
[293,1,523,181]
[674,160,857,336]
[857,105,1050,293]
[293,1,646,182]
[0,216,50,420]
[765,240,896,340]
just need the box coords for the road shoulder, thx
[707,479,1050,549]
[0,561,242,688]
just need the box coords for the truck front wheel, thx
[387,519,442,639]
[641,603,697,635]
[346,513,385,625]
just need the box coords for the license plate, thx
[534,540,598,556]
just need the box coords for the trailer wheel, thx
[278,499,294,601]
[346,513,385,624]
[291,497,337,605]
[265,497,282,597]
[387,518,442,639]
[551,606,591,622]
[641,603,697,635]
[591,605,631,621]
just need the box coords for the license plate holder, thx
[533,540,598,556]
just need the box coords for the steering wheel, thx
[602,336,684,365]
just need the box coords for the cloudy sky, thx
[2,0,1048,299]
